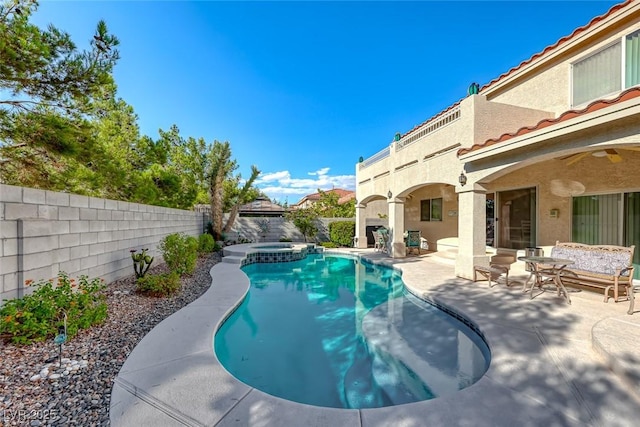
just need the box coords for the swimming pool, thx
[214,253,490,409]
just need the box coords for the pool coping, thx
[109,245,640,426]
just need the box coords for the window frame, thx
[571,29,640,107]
[571,40,622,107]
[420,197,443,222]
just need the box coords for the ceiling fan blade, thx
[605,148,623,163]
[565,152,590,165]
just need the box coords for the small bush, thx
[319,241,339,248]
[0,272,107,345]
[136,272,181,297]
[198,233,215,253]
[329,221,356,247]
[159,233,198,275]
[279,236,292,242]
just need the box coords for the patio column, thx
[456,187,489,279]
[388,196,406,258]
[355,202,368,248]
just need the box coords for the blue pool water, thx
[214,254,490,409]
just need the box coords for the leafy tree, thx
[0,0,119,186]
[222,165,261,233]
[311,189,356,218]
[207,141,235,239]
[206,140,261,239]
[286,208,319,242]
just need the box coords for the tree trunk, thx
[223,165,260,233]
[223,204,239,233]
[210,173,224,239]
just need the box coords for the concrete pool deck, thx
[110,245,640,426]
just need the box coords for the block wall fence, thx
[0,184,207,303]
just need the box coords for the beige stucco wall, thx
[402,184,458,250]
[484,150,640,246]
[356,94,562,206]
[472,97,554,145]
[486,15,640,114]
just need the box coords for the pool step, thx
[428,249,456,266]
[222,255,244,264]
[223,248,245,258]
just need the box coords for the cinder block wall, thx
[226,217,354,243]
[0,184,206,302]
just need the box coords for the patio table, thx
[518,256,575,304]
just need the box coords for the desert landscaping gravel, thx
[0,252,221,426]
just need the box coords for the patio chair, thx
[473,263,511,288]
[405,230,422,255]
[473,250,516,288]
[373,229,388,253]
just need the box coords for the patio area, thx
[109,246,640,426]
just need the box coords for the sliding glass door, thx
[572,194,621,244]
[497,187,536,250]
[625,192,640,279]
[572,192,640,279]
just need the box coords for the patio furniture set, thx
[474,242,638,315]
[373,228,427,256]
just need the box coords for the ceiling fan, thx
[563,147,640,165]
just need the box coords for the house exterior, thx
[293,188,355,210]
[355,0,640,281]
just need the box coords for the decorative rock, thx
[30,374,41,381]
[0,253,220,427]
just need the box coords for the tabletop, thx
[517,256,575,265]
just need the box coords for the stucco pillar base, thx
[355,203,368,249]
[456,254,491,280]
[388,197,406,258]
[455,187,487,279]
[391,242,406,258]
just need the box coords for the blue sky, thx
[34,0,620,204]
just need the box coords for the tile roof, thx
[480,0,634,92]
[401,0,633,144]
[294,189,355,205]
[457,87,640,156]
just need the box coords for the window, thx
[573,43,621,106]
[572,30,640,106]
[572,192,640,279]
[420,198,442,221]
[626,30,640,88]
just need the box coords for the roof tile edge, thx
[457,87,640,156]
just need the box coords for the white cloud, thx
[308,167,330,176]
[255,168,355,203]
[257,170,291,183]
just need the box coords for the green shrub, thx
[285,208,318,242]
[159,233,198,275]
[0,272,107,345]
[198,233,215,253]
[279,236,292,242]
[329,221,356,247]
[136,272,181,297]
[319,241,339,248]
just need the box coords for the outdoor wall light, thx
[458,171,467,186]
[387,190,392,199]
